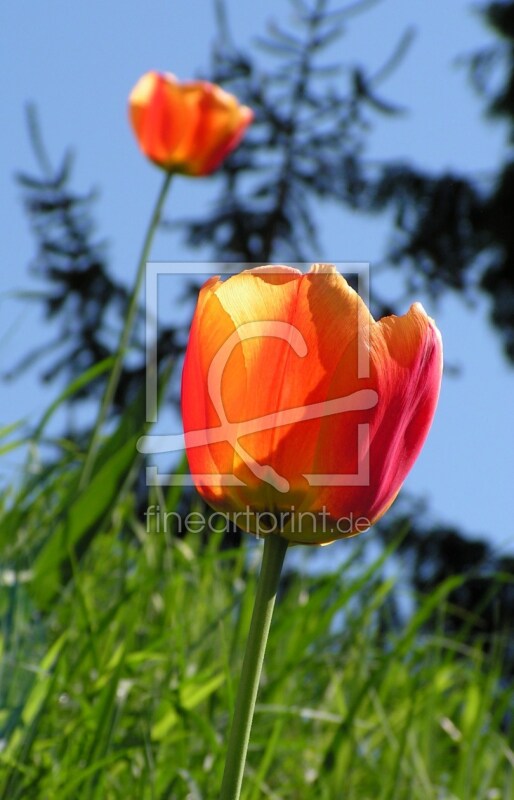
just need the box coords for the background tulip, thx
[182,264,443,544]
[129,71,253,175]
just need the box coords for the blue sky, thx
[1,0,513,552]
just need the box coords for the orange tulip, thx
[181,264,443,545]
[129,71,253,176]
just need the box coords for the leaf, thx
[33,358,114,440]
[29,361,174,608]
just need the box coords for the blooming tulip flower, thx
[129,71,253,176]
[181,264,442,545]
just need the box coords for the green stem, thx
[79,171,173,489]
[220,533,289,800]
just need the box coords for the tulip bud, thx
[181,265,443,544]
[129,71,253,176]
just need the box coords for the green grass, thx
[0,508,512,796]
[0,419,512,798]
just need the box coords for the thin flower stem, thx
[220,533,289,800]
[79,172,173,489]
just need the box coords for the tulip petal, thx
[308,302,442,538]
[175,83,253,175]
[130,72,191,168]
[183,266,375,518]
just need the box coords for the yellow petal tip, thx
[309,263,338,274]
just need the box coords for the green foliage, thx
[0,437,512,799]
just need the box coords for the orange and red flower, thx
[181,264,443,544]
[129,71,253,176]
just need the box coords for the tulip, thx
[129,71,253,176]
[181,264,442,545]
